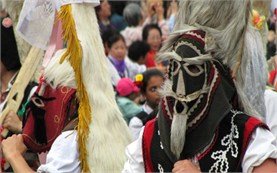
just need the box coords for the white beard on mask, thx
[170,100,189,159]
[160,79,191,159]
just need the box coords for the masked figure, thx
[1,0,131,172]
[123,1,277,173]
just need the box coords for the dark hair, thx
[95,5,101,15]
[141,69,164,93]
[128,41,150,62]
[101,28,117,45]
[110,1,127,16]
[267,42,276,60]
[142,24,162,41]
[268,20,275,32]
[95,1,103,19]
[107,33,126,48]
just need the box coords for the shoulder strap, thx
[136,111,148,124]
[136,109,158,125]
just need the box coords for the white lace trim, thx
[157,130,164,150]
[158,164,164,173]
[157,129,165,173]
[175,41,202,56]
[188,63,219,127]
[186,31,205,42]
[163,63,213,124]
[163,98,173,120]
[209,110,241,173]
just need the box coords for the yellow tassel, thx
[58,5,91,172]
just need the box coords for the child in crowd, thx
[101,29,117,56]
[129,69,164,140]
[128,41,150,65]
[106,33,146,85]
[116,78,142,124]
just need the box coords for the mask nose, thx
[175,70,186,97]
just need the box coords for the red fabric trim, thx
[188,68,221,129]
[142,119,156,172]
[197,129,218,160]
[161,98,173,123]
[181,30,205,46]
[241,117,268,160]
[207,65,215,84]
[268,70,277,85]
[182,34,205,47]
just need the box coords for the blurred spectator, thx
[271,0,277,14]
[101,28,117,56]
[166,0,178,32]
[156,59,169,74]
[1,15,37,116]
[109,1,127,32]
[142,0,169,39]
[142,24,162,68]
[128,41,150,65]
[1,14,39,171]
[268,55,277,91]
[116,78,142,124]
[95,0,116,34]
[267,20,276,60]
[121,3,144,47]
[106,33,146,85]
[129,69,164,140]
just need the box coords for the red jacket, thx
[145,50,157,68]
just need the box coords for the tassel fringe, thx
[58,5,91,172]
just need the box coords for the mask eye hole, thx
[183,64,204,77]
[187,65,200,73]
[171,59,181,76]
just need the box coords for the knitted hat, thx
[116,78,140,97]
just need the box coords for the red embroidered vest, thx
[142,110,267,172]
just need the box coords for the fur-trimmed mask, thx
[160,30,223,159]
